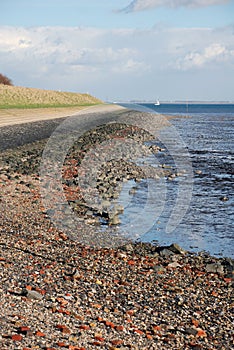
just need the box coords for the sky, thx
[1,0,234,101]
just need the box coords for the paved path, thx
[0,104,126,151]
[0,104,125,127]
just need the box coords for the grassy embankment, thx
[0,85,102,109]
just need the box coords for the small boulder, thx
[168,243,187,255]
[205,263,224,274]
[24,290,43,300]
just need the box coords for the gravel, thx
[0,109,233,350]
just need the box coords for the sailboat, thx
[154,100,160,106]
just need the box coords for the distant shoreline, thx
[111,101,234,105]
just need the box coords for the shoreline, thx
[0,106,232,259]
[0,107,233,349]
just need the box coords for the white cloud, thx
[121,0,230,12]
[0,26,147,69]
[112,58,150,73]
[0,25,233,100]
[174,42,234,70]
[0,27,32,50]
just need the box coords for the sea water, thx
[117,103,234,258]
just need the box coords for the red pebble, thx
[62,327,71,334]
[95,336,105,342]
[79,325,90,330]
[35,331,45,337]
[105,321,115,328]
[111,339,123,345]
[12,334,23,341]
[127,260,135,265]
[19,326,30,333]
[134,329,144,335]
[56,324,65,329]
[126,310,134,316]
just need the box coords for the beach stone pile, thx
[61,122,175,226]
[0,115,233,349]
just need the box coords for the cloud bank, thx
[121,0,230,12]
[0,25,233,100]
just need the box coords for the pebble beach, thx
[0,107,233,350]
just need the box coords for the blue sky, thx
[1,0,234,29]
[1,0,234,101]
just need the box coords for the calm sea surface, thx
[117,103,234,258]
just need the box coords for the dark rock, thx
[153,265,166,273]
[168,243,187,255]
[205,263,224,274]
[122,243,134,252]
[185,327,198,336]
[159,248,175,258]
[23,289,43,300]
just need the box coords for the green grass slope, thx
[0,85,102,109]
